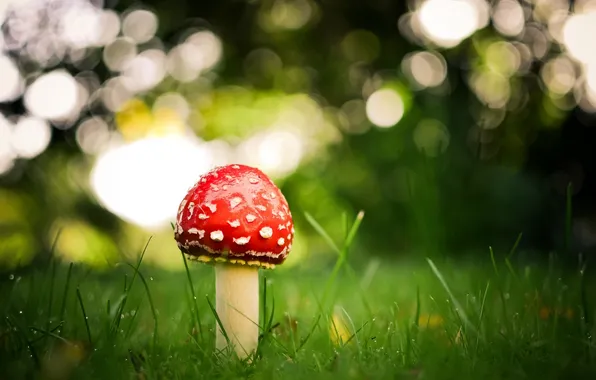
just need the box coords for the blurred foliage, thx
[2,0,596,270]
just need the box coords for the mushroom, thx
[174,164,294,358]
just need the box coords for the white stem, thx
[215,264,259,358]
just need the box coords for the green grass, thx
[1,214,596,379]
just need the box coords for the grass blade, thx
[426,258,477,336]
[58,262,74,331]
[181,251,203,341]
[206,295,230,351]
[304,212,341,255]
[565,182,573,255]
[125,262,159,348]
[506,233,523,260]
[76,287,92,344]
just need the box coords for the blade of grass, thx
[58,262,73,332]
[320,211,365,309]
[427,258,478,336]
[113,237,152,332]
[565,182,573,255]
[45,258,57,336]
[206,295,230,352]
[297,211,365,354]
[304,212,340,255]
[76,287,92,344]
[181,251,203,341]
[124,303,142,340]
[414,286,421,328]
[506,233,523,260]
[125,263,158,349]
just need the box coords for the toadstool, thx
[174,164,294,358]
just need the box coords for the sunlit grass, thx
[1,214,596,379]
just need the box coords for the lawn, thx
[2,237,595,380]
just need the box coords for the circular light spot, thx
[76,117,111,155]
[563,11,596,64]
[540,56,576,95]
[90,135,213,229]
[166,43,203,82]
[417,0,482,48]
[96,10,121,46]
[10,116,52,159]
[413,119,450,157]
[492,0,525,37]
[365,88,405,128]
[185,30,223,71]
[122,10,158,44]
[485,41,521,77]
[103,37,137,72]
[0,54,23,102]
[153,93,190,121]
[0,115,16,176]
[402,51,447,88]
[121,49,166,92]
[24,70,79,120]
[340,30,380,63]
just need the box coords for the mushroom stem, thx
[215,263,259,358]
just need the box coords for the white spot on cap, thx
[259,227,273,238]
[262,193,271,200]
[246,214,256,222]
[210,184,219,191]
[233,236,251,245]
[287,234,291,240]
[291,226,295,233]
[187,202,195,219]
[230,197,242,209]
[212,172,218,178]
[223,185,229,190]
[255,205,267,212]
[228,219,241,227]
[198,213,209,220]
[249,177,259,184]
[225,175,232,180]
[270,192,276,199]
[205,202,217,213]
[178,199,187,215]
[232,165,240,169]
[188,228,205,239]
[277,237,285,246]
[210,230,224,241]
[201,178,207,183]
[278,211,286,219]
[278,224,286,230]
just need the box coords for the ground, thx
[1,245,595,380]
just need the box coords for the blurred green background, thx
[2,0,596,272]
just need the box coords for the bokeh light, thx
[401,51,447,89]
[413,119,450,157]
[90,135,213,229]
[492,0,525,37]
[10,116,52,159]
[238,130,304,178]
[122,9,158,44]
[365,88,405,128]
[0,115,16,175]
[0,54,23,102]
[415,0,489,48]
[23,70,79,121]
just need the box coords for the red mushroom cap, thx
[174,164,294,269]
